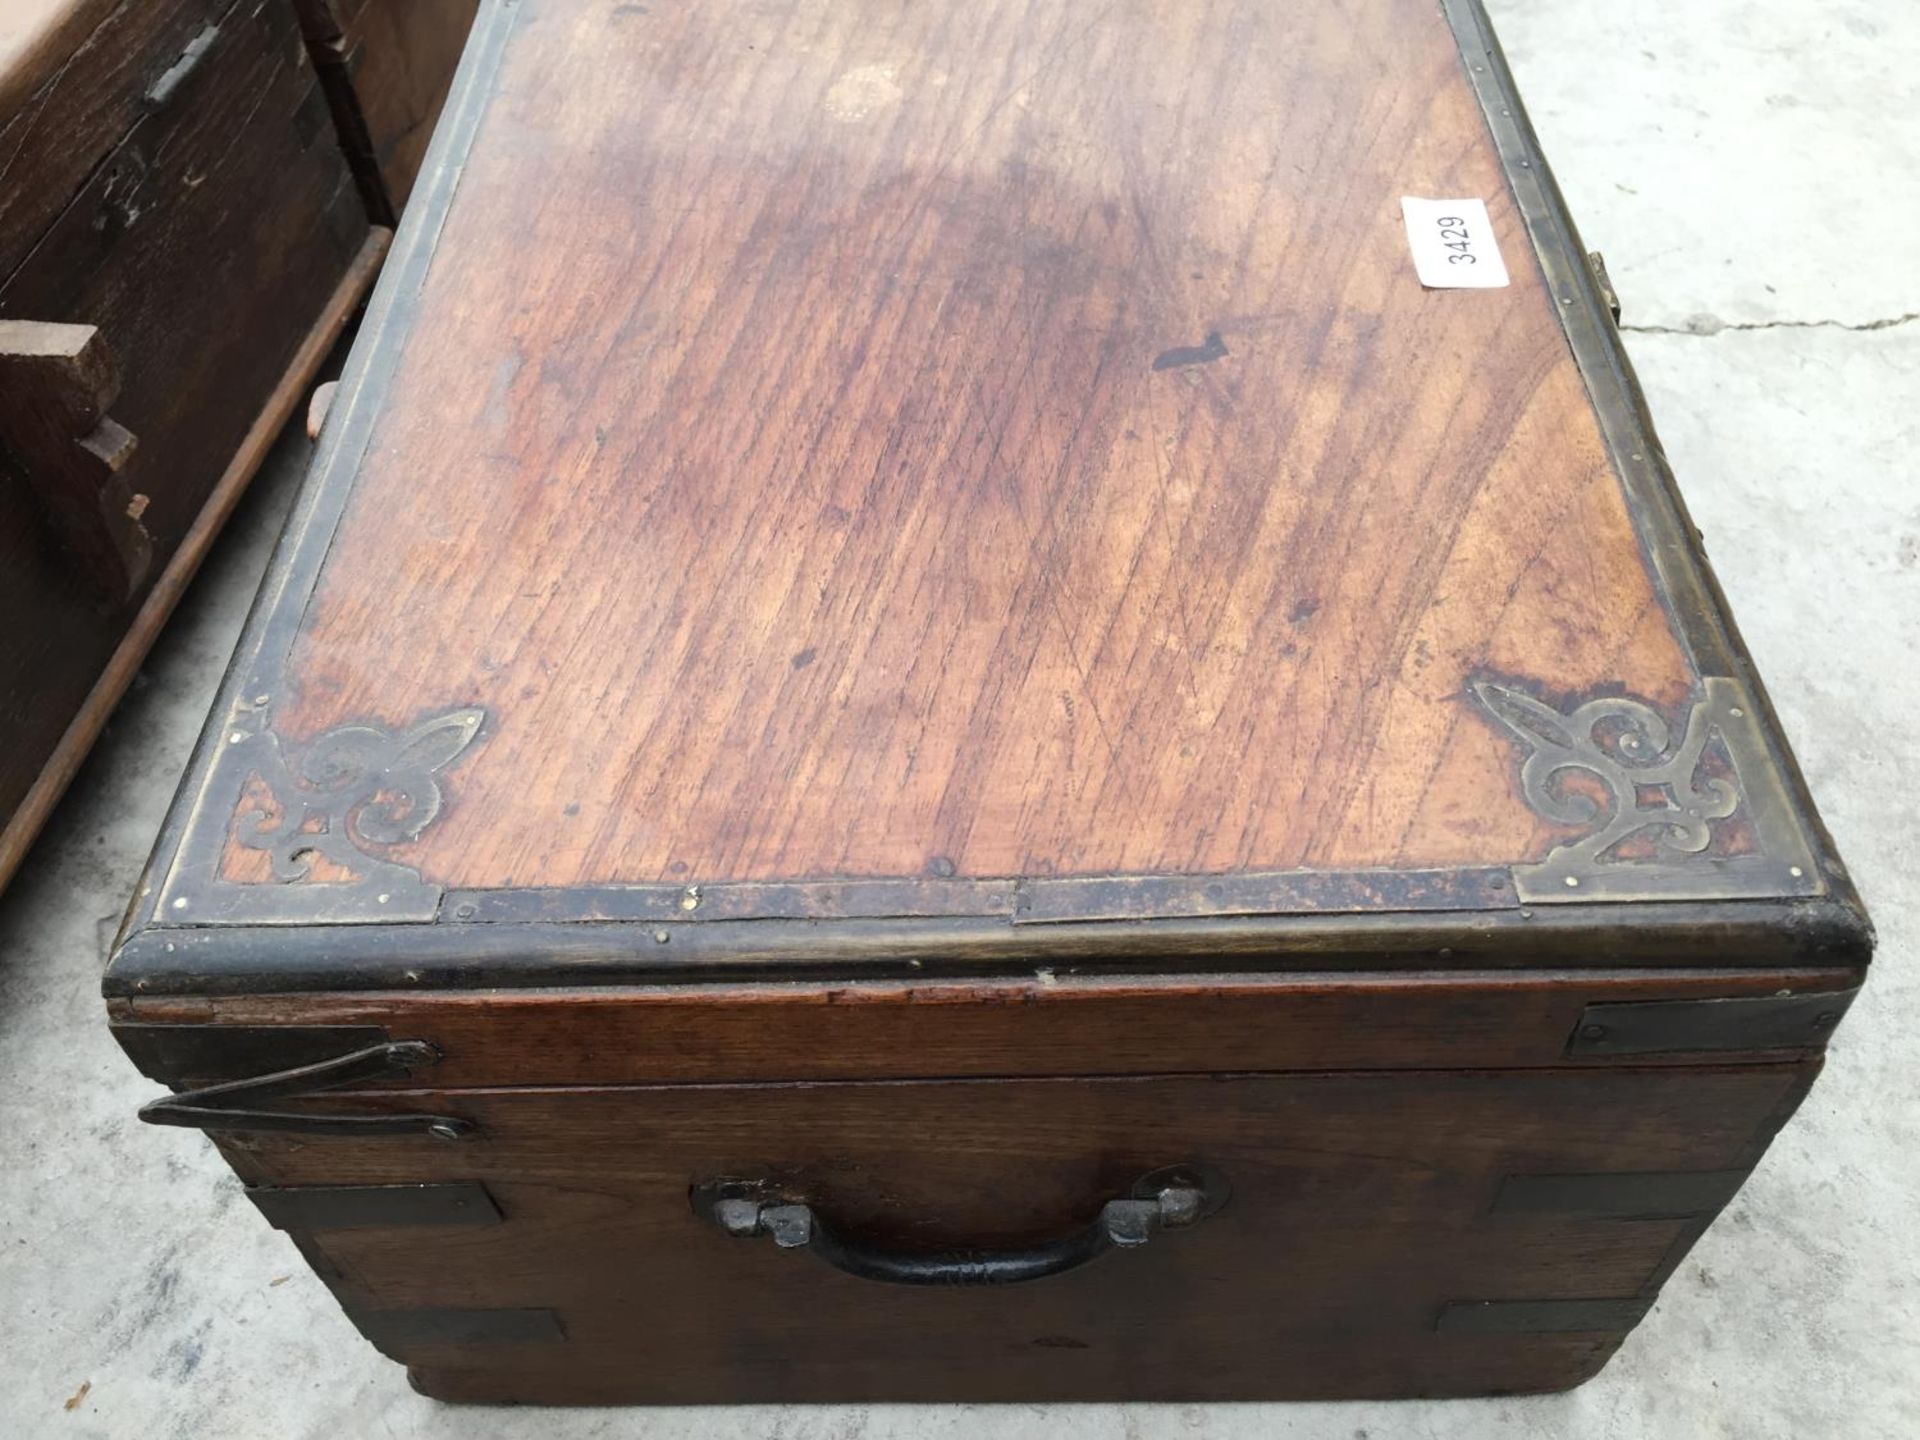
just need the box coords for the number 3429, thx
[1436,216,1479,265]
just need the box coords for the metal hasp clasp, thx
[137,1040,475,1139]
[695,1165,1229,1286]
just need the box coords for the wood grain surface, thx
[248,0,1697,892]
[0,0,224,273]
[220,1062,1813,1402]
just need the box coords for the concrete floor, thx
[3,1,1916,1435]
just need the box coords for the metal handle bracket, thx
[695,1165,1227,1286]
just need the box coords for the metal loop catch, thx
[137,1040,476,1139]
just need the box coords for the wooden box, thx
[106,0,1872,1405]
[0,0,388,889]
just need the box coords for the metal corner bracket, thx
[1472,675,1820,904]
[155,704,487,925]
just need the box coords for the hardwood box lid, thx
[108,0,1868,997]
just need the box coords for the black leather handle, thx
[694,1166,1228,1286]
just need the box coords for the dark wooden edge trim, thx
[249,1182,501,1231]
[105,906,1871,996]
[102,0,1872,980]
[0,227,391,895]
[108,985,1854,1095]
[298,28,401,227]
[1436,1298,1653,1335]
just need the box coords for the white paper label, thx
[1400,197,1509,289]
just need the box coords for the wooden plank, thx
[0,229,389,892]
[1,2,228,270]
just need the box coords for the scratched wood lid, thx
[110,0,1866,993]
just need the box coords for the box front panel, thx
[204,1062,1813,1403]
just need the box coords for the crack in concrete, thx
[1621,311,1920,337]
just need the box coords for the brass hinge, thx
[144,25,220,111]
[138,1040,476,1139]
[1587,250,1621,322]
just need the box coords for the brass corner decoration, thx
[239,708,484,880]
[159,705,486,925]
[1471,675,1822,904]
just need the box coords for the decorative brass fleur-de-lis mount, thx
[1466,676,1829,904]
[237,707,487,890]
[1471,679,1736,866]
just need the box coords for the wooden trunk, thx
[105,0,1872,1406]
[0,0,388,890]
